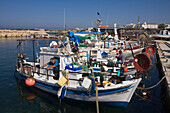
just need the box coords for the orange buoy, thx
[145,46,155,56]
[25,78,35,86]
[133,53,152,71]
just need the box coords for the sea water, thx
[0,38,165,113]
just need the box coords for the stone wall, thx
[0,29,47,37]
[0,28,89,38]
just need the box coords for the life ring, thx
[145,46,155,56]
[133,53,152,71]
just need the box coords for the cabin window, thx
[166,31,168,35]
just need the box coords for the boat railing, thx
[19,62,83,81]
[19,60,134,84]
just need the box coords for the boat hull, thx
[15,70,141,108]
[64,79,141,107]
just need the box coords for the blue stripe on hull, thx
[16,71,133,96]
[63,96,129,108]
[66,85,133,96]
[15,71,60,91]
[97,86,134,96]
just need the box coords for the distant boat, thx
[149,30,170,40]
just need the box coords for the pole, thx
[17,41,20,69]
[96,85,99,113]
[56,37,70,55]
[128,42,134,58]
[46,39,48,47]
[64,8,66,31]
[91,69,99,113]
[17,41,22,69]
[32,40,35,76]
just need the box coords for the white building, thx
[125,22,170,29]
[167,24,170,29]
[141,22,158,29]
[125,23,136,29]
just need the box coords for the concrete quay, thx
[155,40,170,112]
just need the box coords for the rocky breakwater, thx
[0,29,47,38]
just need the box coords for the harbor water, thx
[0,38,166,113]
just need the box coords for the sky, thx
[0,0,170,30]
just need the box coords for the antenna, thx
[106,14,109,25]
[91,21,94,27]
[96,12,102,27]
[64,8,66,30]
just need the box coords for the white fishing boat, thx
[149,29,170,40]
[15,38,141,108]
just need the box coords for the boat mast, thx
[32,40,35,76]
[16,40,22,69]
[95,13,100,112]
[64,8,66,31]
[96,12,102,40]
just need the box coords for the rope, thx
[137,76,166,90]
[135,92,149,100]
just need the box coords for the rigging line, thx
[137,76,166,90]
[21,41,24,53]
[35,40,41,50]
[106,14,109,25]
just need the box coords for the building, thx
[142,22,158,29]
[124,23,136,29]
[125,22,170,29]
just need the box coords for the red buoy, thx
[133,53,152,71]
[25,78,35,86]
[122,65,128,72]
[145,46,155,56]
[123,67,128,72]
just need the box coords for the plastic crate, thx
[65,64,81,71]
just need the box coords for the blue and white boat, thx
[15,39,141,108]
[149,30,170,40]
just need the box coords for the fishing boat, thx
[68,30,143,74]
[149,29,170,40]
[69,29,143,63]
[14,38,142,108]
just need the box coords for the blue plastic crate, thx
[65,64,81,71]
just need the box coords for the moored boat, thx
[15,38,142,108]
